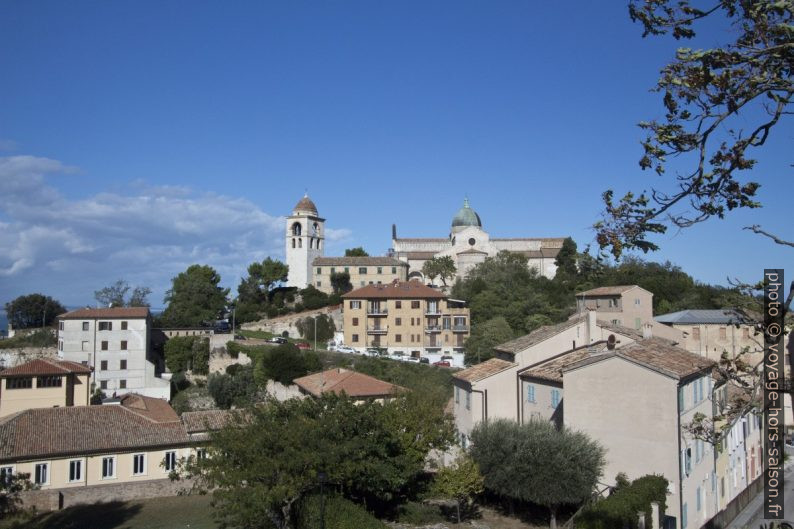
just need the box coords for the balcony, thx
[425,307,442,316]
[452,325,469,332]
[367,326,388,335]
[424,325,442,334]
[367,307,388,316]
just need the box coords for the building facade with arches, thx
[285,194,325,289]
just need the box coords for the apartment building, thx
[312,256,409,294]
[57,307,170,399]
[655,309,763,361]
[563,340,717,529]
[341,280,470,359]
[0,359,91,418]
[576,285,682,341]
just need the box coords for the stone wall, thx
[0,346,58,369]
[209,350,251,375]
[241,305,342,339]
[19,478,196,511]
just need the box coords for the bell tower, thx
[285,194,325,289]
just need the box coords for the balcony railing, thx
[425,307,442,315]
[367,307,388,316]
[425,325,442,333]
[425,342,442,349]
[367,327,388,335]
[452,325,469,332]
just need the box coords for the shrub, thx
[164,336,208,373]
[171,371,191,392]
[576,474,668,529]
[207,366,256,409]
[297,493,388,529]
[191,338,210,375]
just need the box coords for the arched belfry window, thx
[298,239,302,248]
[292,239,296,248]
[292,222,302,236]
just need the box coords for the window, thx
[196,448,208,460]
[82,321,89,331]
[411,300,420,309]
[350,301,361,309]
[465,391,471,410]
[164,451,177,472]
[443,317,451,330]
[81,340,89,351]
[58,340,63,351]
[37,376,62,388]
[98,321,112,331]
[102,456,116,479]
[100,360,108,371]
[358,267,367,274]
[392,267,397,274]
[120,380,127,389]
[635,298,640,305]
[121,321,128,330]
[120,340,127,350]
[719,327,727,340]
[100,380,108,390]
[344,267,349,273]
[6,377,32,389]
[608,298,615,308]
[133,454,146,475]
[352,334,359,343]
[526,385,536,403]
[682,502,688,528]
[635,317,641,330]
[395,317,402,326]
[678,386,684,411]
[551,389,561,409]
[395,301,402,309]
[101,341,108,351]
[59,321,64,331]
[352,318,359,326]
[316,281,321,287]
[69,459,82,482]
[0,466,14,485]
[377,267,382,274]
[316,267,321,275]
[34,463,48,485]
[396,335,402,343]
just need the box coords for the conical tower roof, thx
[293,194,318,216]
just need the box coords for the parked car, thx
[419,357,430,364]
[295,342,311,350]
[440,355,454,362]
[403,356,420,363]
[213,321,231,334]
[433,360,451,367]
[336,346,356,354]
[266,337,288,344]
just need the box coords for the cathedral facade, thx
[285,195,565,289]
[390,198,565,282]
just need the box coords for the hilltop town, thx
[0,193,787,529]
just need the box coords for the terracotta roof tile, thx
[119,394,180,423]
[453,358,516,384]
[181,409,236,433]
[58,307,150,320]
[0,359,92,377]
[293,368,404,398]
[521,344,607,384]
[342,281,446,299]
[0,405,189,462]
[494,315,586,354]
[313,257,408,267]
[563,338,716,380]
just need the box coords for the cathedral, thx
[390,198,565,282]
[285,194,565,289]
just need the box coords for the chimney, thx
[587,310,598,344]
[642,323,653,340]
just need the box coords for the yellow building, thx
[312,256,408,294]
[0,394,194,492]
[0,359,92,418]
[341,280,470,360]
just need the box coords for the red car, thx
[432,360,451,368]
[296,342,311,350]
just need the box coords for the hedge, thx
[296,494,387,529]
[576,474,668,529]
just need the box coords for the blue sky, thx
[0,1,791,309]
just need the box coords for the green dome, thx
[451,198,482,228]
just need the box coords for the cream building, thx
[312,256,408,294]
[0,359,91,418]
[563,341,717,529]
[341,280,470,361]
[57,307,170,399]
[391,198,565,282]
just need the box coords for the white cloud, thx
[0,155,352,306]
